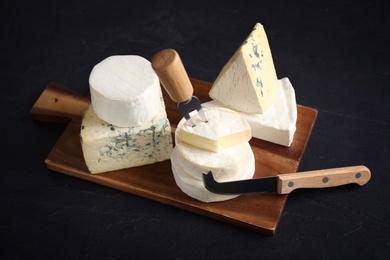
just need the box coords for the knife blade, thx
[203,165,371,194]
[152,48,207,126]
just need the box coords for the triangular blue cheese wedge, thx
[209,23,279,114]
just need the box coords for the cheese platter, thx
[31,78,317,235]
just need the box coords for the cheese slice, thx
[174,142,254,183]
[171,118,255,202]
[171,147,255,203]
[209,22,279,114]
[89,55,161,127]
[204,77,297,147]
[178,107,251,152]
[80,91,173,174]
[175,115,254,181]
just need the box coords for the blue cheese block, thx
[80,95,173,174]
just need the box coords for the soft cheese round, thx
[178,107,251,152]
[171,114,255,202]
[89,55,161,127]
[175,138,254,182]
[175,113,254,182]
[171,147,255,203]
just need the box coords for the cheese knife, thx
[203,165,371,194]
[152,48,207,126]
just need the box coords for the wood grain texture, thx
[42,78,317,235]
[277,165,371,194]
[30,82,90,123]
[152,49,194,103]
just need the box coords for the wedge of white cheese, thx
[178,107,251,152]
[171,117,255,202]
[89,55,161,127]
[209,22,279,114]
[204,77,297,147]
[80,91,173,174]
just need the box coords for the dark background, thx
[1,0,389,259]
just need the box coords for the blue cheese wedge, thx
[178,107,251,152]
[89,55,161,127]
[209,23,279,114]
[204,77,297,147]
[80,92,173,174]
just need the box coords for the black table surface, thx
[2,0,389,259]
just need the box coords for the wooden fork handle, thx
[151,48,193,103]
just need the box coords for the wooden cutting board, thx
[31,78,317,235]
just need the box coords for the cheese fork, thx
[152,48,207,126]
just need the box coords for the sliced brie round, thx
[175,139,254,182]
[177,107,251,152]
[171,147,255,203]
[175,115,254,182]
[89,55,161,127]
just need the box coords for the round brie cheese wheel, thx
[171,114,255,202]
[177,107,251,152]
[174,112,254,182]
[89,55,161,127]
[175,139,254,182]
[171,147,255,203]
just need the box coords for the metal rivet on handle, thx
[322,177,329,183]
[355,172,361,179]
[288,181,294,187]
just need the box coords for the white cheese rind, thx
[175,138,255,182]
[89,55,161,127]
[209,23,279,114]
[204,77,297,147]
[175,113,254,181]
[171,147,255,203]
[178,107,251,152]
[80,93,173,174]
[170,118,255,202]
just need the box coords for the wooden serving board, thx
[33,78,317,235]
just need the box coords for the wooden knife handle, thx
[277,165,371,194]
[30,82,90,123]
[151,48,193,103]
